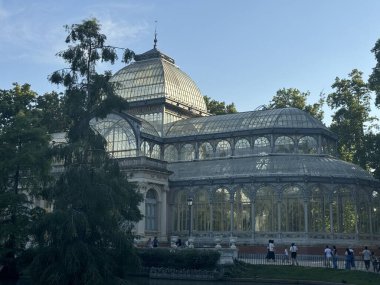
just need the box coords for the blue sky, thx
[1,0,380,126]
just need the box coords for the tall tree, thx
[369,38,380,107]
[0,84,50,268]
[267,88,324,120]
[36,91,69,133]
[204,96,237,115]
[30,19,142,285]
[327,69,373,166]
[363,132,380,180]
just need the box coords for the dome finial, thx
[154,20,158,49]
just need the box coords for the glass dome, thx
[110,48,207,113]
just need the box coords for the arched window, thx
[255,187,277,232]
[298,136,317,154]
[309,187,328,232]
[173,192,188,232]
[145,189,158,231]
[321,137,336,156]
[332,188,356,234]
[199,142,213,160]
[212,188,230,231]
[90,114,137,158]
[253,137,270,154]
[151,144,161,159]
[141,141,150,157]
[235,139,250,156]
[164,145,178,162]
[180,144,195,161]
[275,136,294,153]
[281,186,304,232]
[215,140,231,157]
[194,190,210,231]
[234,189,251,231]
[357,190,370,234]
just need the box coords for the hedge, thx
[137,248,220,270]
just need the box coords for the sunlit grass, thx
[224,262,380,285]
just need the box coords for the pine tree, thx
[30,19,142,285]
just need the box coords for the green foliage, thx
[36,92,69,133]
[327,69,373,167]
[267,88,325,120]
[363,132,380,180]
[369,38,380,107]
[204,96,237,115]
[138,249,220,270]
[30,18,143,285]
[0,83,51,258]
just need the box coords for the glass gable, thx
[90,114,137,158]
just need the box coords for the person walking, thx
[283,248,290,264]
[349,246,356,269]
[146,237,153,248]
[361,246,371,271]
[153,236,159,248]
[332,245,338,269]
[324,245,333,268]
[345,248,352,270]
[267,240,275,262]
[290,243,299,266]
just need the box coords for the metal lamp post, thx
[187,197,193,237]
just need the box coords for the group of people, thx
[325,245,379,271]
[267,240,299,266]
[145,236,159,248]
[267,240,379,272]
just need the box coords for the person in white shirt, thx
[324,245,333,268]
[290,243,299,266]
[362,246,371,271]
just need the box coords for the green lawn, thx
[224,262,380,285]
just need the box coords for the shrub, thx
[138,249,220,270]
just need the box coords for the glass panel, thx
[173,192,188,232]
[332,189,355,233]
[372,191,380,234]
[145,189,158,231]
[255,187,277,232]
[298,136,317,154]
[151,144,161,159]
[234,189,251,231]
[281,186,304,232]
[215,140,231,157]
[235,138,250,156]
[253,137,271,154]
[164,145,178,162]
[90,114,137,158]
[309,187,329,232]
[141,141,150,157]
[275,136,294,153]
[199,142,213,160]
[180,144,195,161]
[212,188,230,232]
[193,190,210,231]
